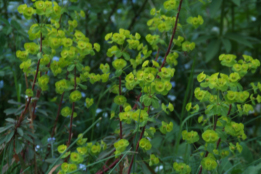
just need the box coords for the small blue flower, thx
[35,145,40,151]
[81,92,86,98]
[52,56,60,61]
[96,108,102,114]
[79,164,86,171]
[47,137,56,143]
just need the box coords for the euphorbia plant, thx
[0,0,260,174]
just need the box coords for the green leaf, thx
[15,139,24,154]
[231,0,240,6]
[31,26,40,34]
[225,33,253,48]
[194,35,215,44]
[115,50,122,58]
[0,16,10,26]
[151,99,160,109]
[5,130,14,143]
[0,71,4,76]
[142,95,151,107]
[222,38,232,53]
[122,52,130,60]
[0,124,13,133]
[67,64,75,71]
[41,26,48,35]
[151,136,163,149]
[206,143,215,152]
[17,128,24,137]
[209,0,223,17]
[37,52,43,60]
[2,26,12,35]
[216,129,227,141]
[243,163,261,174]
[240,142,254,163]
[75,63,84,71]
[11,20,22,30]
[5,118,16,123]
[115,70,122,77]
[205,39,220,62]
[78,83,87,90]
[45,158,58,163]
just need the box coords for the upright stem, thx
[44,72,69,160]
[127,106,150,174]
[132,92,142,110]
[119,76,123,139]
[198,104,232,174]
[159,0,184,71]
[67,67,77,147]
[15,33,42,129]
[118,76,123,174]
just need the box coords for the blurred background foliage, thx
[0,0,261,173]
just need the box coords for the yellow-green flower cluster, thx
[38,75,49,91]
[229,142,242,153]
[55,79,69,94]
[202,130,219,143]
[159,121,173,134]
[144,127,156,138]
[187,15,204,28]
[166,52,179,66]
[119,109,149,124]
[149,154,159,166]
[201,153,217,171]
[161,102,174,114]
[173,162,191,174]
[69,90,82,102]
[225,121,246,140]
[85,98,94,108]
[182,41,195,52]
[182,130,199,144]
[220,54,260,75]
[148,3,181,33]
[173,36,184,46]
[25,89,34,97]
[57,135,106,173]
[139,138,152,151]
[114,139,129,157]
